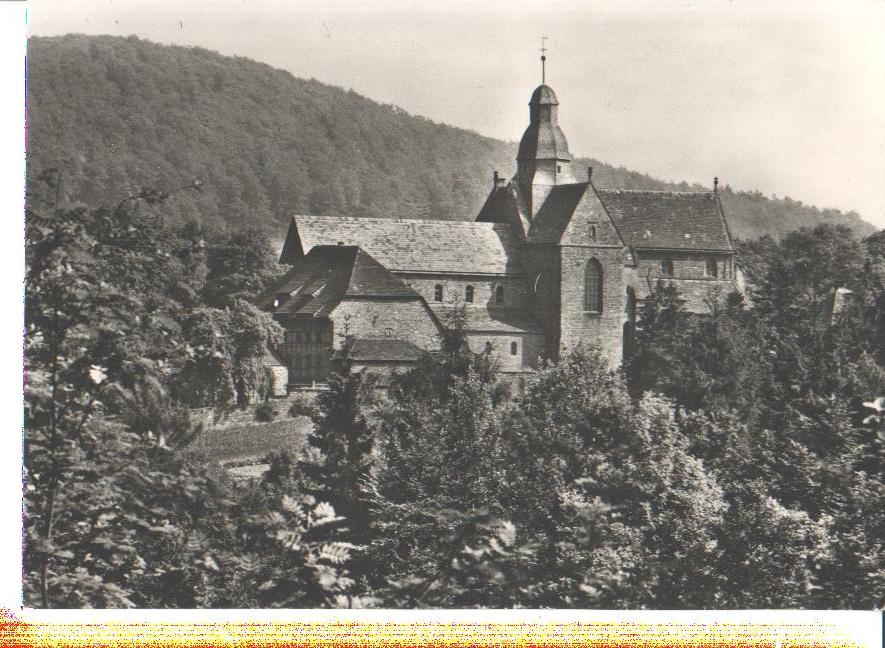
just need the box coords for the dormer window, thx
[495,286,504,304]
[589,224,597,241]
[706,258,719,278]
[434,284,443,302]
[465,285,474,303]
[660,259,674,277]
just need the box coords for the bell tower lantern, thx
[515,40,575,218]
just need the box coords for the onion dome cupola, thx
[515,74,577,218]
[517,84,573,165]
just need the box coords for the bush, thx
[254,401,278,422]
[288,396,319,418]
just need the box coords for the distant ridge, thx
[26,34,876,240]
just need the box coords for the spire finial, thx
[540,36,548,84]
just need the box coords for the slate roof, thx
[475,184,529,237]
[256,245,419,318]
[281,215,522,275]
[348,338,427,363]
[518,84,573,162]
[527,183,589,244]
[429,304,543,334]
[597,190,734,252]
[517,122,572,162]
[530,84,559,105]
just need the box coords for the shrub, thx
[254,400,278,422]
[288,396,319,418]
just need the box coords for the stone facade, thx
[261,80,740,389]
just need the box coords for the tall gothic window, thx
[584,258,603,313]
[660,259,674,277]
[465,285,475,303]
[589,224,597,241]
[510,341,518,356]
[495,285,504,304]
[434,284,443,302]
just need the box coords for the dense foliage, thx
[28,34,876,240]
[22,183,339,607]
[24,163,884,607]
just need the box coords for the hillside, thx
[26,34,876,240]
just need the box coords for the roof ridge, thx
[292,214,503,227]
[597,189,714,196]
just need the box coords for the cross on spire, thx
[540,36,548,84]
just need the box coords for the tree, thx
[299,339,378,556]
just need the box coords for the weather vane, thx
[540,36,548,84]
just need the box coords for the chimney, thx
[713,177,719,193]
[587,166,594,182]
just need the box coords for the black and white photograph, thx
[13,0,885,612]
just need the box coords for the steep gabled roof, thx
[280,215,523,275]
[526,182,589,244]
[256,245,419,318]
[475,183,529,238]
[597,190,734,252]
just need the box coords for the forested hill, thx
[27,34,876,240]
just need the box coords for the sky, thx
[26,0,885,228]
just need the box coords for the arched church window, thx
[660,259,674,277]
[434,284,443,302]
[706,258,718,278]
[495,286,504,304]
[589,224,597,241]
[465,285,475,303]
[510,341,518,356]
[584,259,603,313]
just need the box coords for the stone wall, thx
[626,256,738,314]
[400,274,531,310]
[557,246,626,368]
[632,250,734,283]
[521,245,560,344]
[465,331,545,372]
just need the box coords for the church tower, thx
[515,42,576,218]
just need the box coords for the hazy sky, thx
[28,0,885,228]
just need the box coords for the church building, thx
[257,71,739,389]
